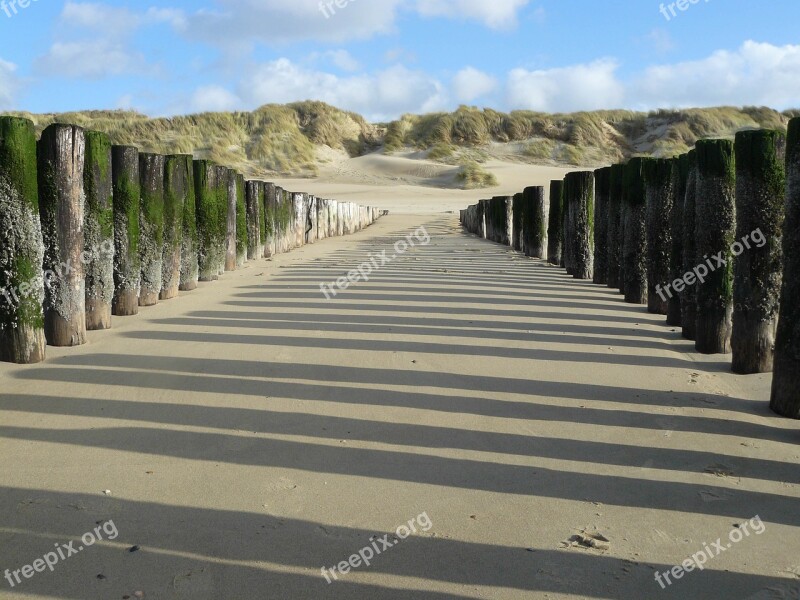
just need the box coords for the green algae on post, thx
[0,116,47,364]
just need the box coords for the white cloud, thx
[634,41,800,110]
[415,0,530,29]
[177,0,530,49]
[238,59,447,121]
[35,40,150,79]
[35,2,173,79]
[0,58,19,109]
[190,85,241,113]
[452,67,497,103]
[312,50,361,73]
[507,59,625,112]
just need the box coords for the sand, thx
[275,151,574,214]
[0,202,799,599]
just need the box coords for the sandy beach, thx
[0,209,798,599]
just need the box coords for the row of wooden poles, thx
[461,119,800,420]
[0,117,384,365]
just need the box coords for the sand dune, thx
[275,151,574,214]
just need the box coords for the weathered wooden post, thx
[235,173,247,267]
[644,158,674,315]
[695,139,736,354]
[176,155,198,292]
[547,180,563,265]
[316,198,326,241]
[246,180,263,259]
[0,116,46,363]
[38,124,87,347]
[138,153,165,306]
[732,130,786,373]
[336,200,345,237]
[562,179,574,273]
[607,163,625,290]
[667,154,689,326]
[263,183,276,257]
[523,186,546,258]
[161,155,188,300]
[623,157,650,304]
[681,150,698,339]
[307,195,318,244]
[194,160,220,282]
[512,192,524,251]
[328,200,338,238]
[82,130,114,330]
[564,171,594,279]
[111,146,140,316]
[771,118,800,418]
[224,169,237,272]
[593,167,611,284]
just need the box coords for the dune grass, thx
[3,103,794,175]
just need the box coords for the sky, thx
[0,0,799,121]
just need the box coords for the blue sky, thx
[1,0,799,120]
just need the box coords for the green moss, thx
[11,255,45,329]
[235,173,247,258]
[695,139,735,183]
[139,154,165,246]
[0,117,39,212]
[114,172,140,257]
[84,131,114,240]
[735,130,786,200]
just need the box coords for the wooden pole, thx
[593,167,611,284]
[177,155,198,292]
[246,180,263,260]
[523,186,546,258]
[667,154,689,326]
[564,171,594,280]
[695,139,736,355]
[161,155,188,300]
[771,118,800,418]
[38,124,87,346]
[732,129,786,373]
[194,160,220,282]
[0,116,47,363]
[138,153,165,306]
[512,192,524,251]
[225,169,237,272]
[644,158,674,315]
[547,181,563,266]
[111,146,140,316]
[681,150,698,340]
[623,157,650,304]
[82,130,114,331]
[263,183,276,257]
[607,164,625,290]
[235,173,247,267]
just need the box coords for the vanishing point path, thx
[1,214,798,599]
